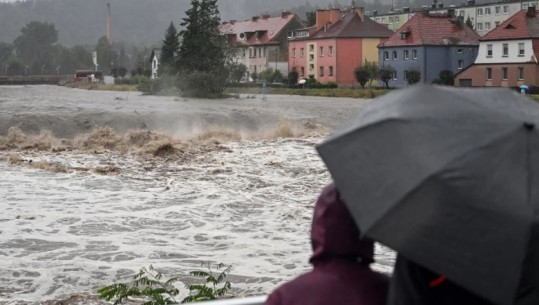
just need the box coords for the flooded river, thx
[0,85,395,304]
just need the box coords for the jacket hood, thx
[310,183,374,264]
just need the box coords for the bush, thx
[406,69,421,85]
[179,72,226,98]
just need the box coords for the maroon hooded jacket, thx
[265,183,389,305]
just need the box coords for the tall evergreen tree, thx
[176,0,228,95]
[160,21,179,76]
[177,0,225,74]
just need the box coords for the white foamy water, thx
[0,85,395,305]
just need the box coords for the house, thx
[150,48,161,80]
[288,8,394,86]
[371,0,531,36]
[220,12,305,80]
[456,7,539,87]
[378,11,480,87]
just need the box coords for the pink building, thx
[288,8,393,86]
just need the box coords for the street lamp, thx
[24,66,28,76]
[41,64,45,75]
[4,64,8,76]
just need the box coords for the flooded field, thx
[0,85,395,304]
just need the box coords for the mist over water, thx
[0,85,395,304]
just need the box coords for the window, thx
[519,43,525,56]
[249,48,253,58]
[495,21,500,27]
[258,48,262,57]
[292,48,296,58]
[458,60,464,69]
[395,16,400,22]
[495,6,501,15]
[383,51,389,60]
[485,22,491,30]
[459,10,465,17]
[485,7,491,15]
[329,66,334,76]
[309,54,314,61]
[502,43,509,57]
[486,67,492,80]
[319,66,324,76]
[393,71,397,80]
[319,46,324,56]
[301,67,305,76]
[404,70,408,81]
[476,23,483,31]
[309,64,314,70]
[477,8,483,16]
[502,67,508,80]
[300,48,304,57]
[503,5,509,14]
[404,50,409,59]
[389,16,394,23]
[309,44,314,51]
[412,49,418,59]
[518,67,524,80]
[329,46,334,56]
[392,50,397,60]
[243,49,246,58]
[487,44,493,57]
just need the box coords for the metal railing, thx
[188,296,267,305]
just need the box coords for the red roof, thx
[481,10,539,41]
[220,13,303,46]
[379,12,480,47]
[310,11,394,39]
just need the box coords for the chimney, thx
[252,16,260,22]
[528,6,537,18]
[357,7,365,21]
[230,20,237,25]
[448,8,455,18]
[281,11,291,18]
[262,14,270,20]
[106,3,112,43]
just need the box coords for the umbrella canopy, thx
[317,85,539,305]
[520,84,530,90]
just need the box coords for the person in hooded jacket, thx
[265,183,389,305]
[387,255,495,305]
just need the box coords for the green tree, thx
[406,69,421,85]
[438,69,455,86]
[13,21,58,74]
[363,60,379,87]
[177,0,223,74]
[306,11,316,27]
[228,62,247,83]
[354,66,370,88]
[0,42,13,75]
[95,36,115,73]
[160,21,180,76]
[176,0,227,95]
[379,65,395,89]
[288,68,299,86]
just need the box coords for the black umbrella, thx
[317,85,539,305]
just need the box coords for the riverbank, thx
[65,81,389,98]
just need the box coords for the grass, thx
[225,86,390,99]
[66,81,390,99]
[66,82,139,91]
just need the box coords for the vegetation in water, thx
[98,263,232,305]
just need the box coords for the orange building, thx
[288,8,393,86]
